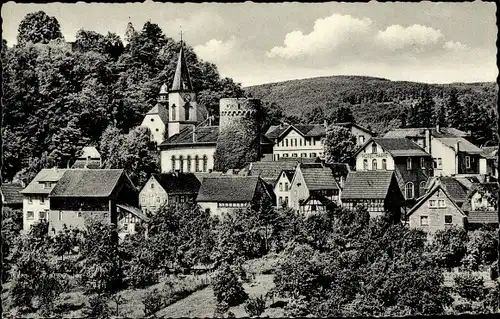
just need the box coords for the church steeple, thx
[171,41,193,92]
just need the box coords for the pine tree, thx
[446,88,462,128]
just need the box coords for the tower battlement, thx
[219,98,261,122]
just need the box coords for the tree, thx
[212,263,248,307]
[323,125,356,163]
[17,11,63,45]
[430,226,468,269]
[49,117,89,167]
[446,88,462,128]
[303,105,324,124]
[407,86,435,128]
[327,103,355,123]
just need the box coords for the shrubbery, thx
[244,295,266,317]
[212,263,248,307]
[453,273,486,302]
[143,289,164,317]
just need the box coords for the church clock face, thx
[183,94,191,102]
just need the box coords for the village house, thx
[196,176,273,216]
[299,192,338,215]
[71,146,102,169]
[116,204,150,238]
[384,126,487,176]
[481,145,498,179]
[47,169,140,235]
[1,183,24,210]
[20,168,68,232]
[461,182,498,212]
[289,163,341,211]
[407,183,467,236]
[341,171,404,220]
[424,176,469,208]
[139,172,201,214]
[243,158,317,185]
[140,85,170,145]
[265,121,374,161]
[275,169,295,207]
[353,137,433,206]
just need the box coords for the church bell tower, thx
[167,40,198,138]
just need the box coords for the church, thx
[142,42,272,174]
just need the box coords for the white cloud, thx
[375,24,444,51]
[443,40,469,51]
[194,36,237,64]
[266,13,373,59]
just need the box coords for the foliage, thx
[79,220,123,294]
[17,11,63,45]
[453,273,485,302]
[490,260,498,280]
[244,295,267,317]
[51,225,81,261]
[123,255,159,288]
[212,263,248,307]
[463,230,498,271]
[406,85,435,127]
[81,295,111,319]
[1,208,22,281]
[323,125,356,164]
[326,103,355,123]
[143,289,164,317]
[430,226,468,269]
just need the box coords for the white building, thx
[19,168,68,232]
[141,85,169,145]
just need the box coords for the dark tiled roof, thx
[265,124,326,139]
[467,211,498,224]
[300,165,339,191]
[439,177,469,204]
[408,183,465,217]
[50,169,128,197]
[71,159,102,169]
[151,173,201,195]
[171,45,193,91]
[437,137,483,154]
[193,172,223,183]
[161,126,219,146]
[372,138,430,157]
[248,161,300,181]
[383,127,469,138]
[1,183,24,204]
[196,176,261,202]
[334,122,375,135]
[78,146,101,159]
[146,104,169,124]
[342,171,395,199]
[20,168,69,194]
[277,157,319,163]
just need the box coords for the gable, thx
[408,185,465,217]
[139,176,168,197]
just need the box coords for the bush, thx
[212,264,248,307]
[490,260,498,280]
[453,273,485,301]
[81,295,111,319]
[244,295,266,317]
[431,226,468,269]
[143,289,164,317]
[124,257,158,288]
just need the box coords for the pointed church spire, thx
[171,39,193,91]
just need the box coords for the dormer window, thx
[44,182,52,189]
[371,143,377,154]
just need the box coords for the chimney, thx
[436,123,441,133]
[455,141,460,174]
[424,129,431,154]
[192,125,196,143]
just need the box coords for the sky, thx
[2,1,497,87]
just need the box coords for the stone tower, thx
[167,42,197,138]
[219,98,262,132]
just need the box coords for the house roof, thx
[300,165,339,191]
[467,211,498,224]
[146,103,169,124]
[324,162,351,177]
[171,44,193,91]
[425,176,469,204]
[1,183,24,204]
[160,126,219,146]
[342,171,395,199]
[466,182,499,198]
[117,203,150,222]
[193,172,223,183]
[383,127,469,139]
[150,173,201,195]
[71,159,102,169]
[196,176,261,202]
[248,161,301,181]
[78,146,101,159]
[354,138,430,158]
[266,124,326,139]
[407,183,466,217]
[20,168,69,195]
[436,137,483,154]
[50,169,130,198]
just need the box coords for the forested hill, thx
[244,76,498,136]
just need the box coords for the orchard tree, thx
[323,125,356,163]
[17,11,64,45]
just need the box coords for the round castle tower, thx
[219,98,262,131]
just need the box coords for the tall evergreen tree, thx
[446,88,462,128]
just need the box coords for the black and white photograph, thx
[1,1,498,317]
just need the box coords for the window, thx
[382,159,387,170]
[156,128,159,132]
[438,200,446,208]
[420,216,429,226]
[311,204,317,212]
[429,200,437,208]
[301,153,307,157]
[371,143,377,154]
[123,223,128,231]
[285,183,289,191]
[363,159,368,170]
[151,118,154,122]
[151,183,154,189]
[299,139,302,146]
[202,155,208,172]
[187,156,192,172]
[180,196,185,203]
[310,153,317,158]
[284,197,289,205]
[419,181,426,195]
[205,208,211,214]
[171,156,176,171]
[294,139,297,147]
[44,182,51,189]
[179,156,184,172]
[313,138,316,146]
[292,153,298,157]
[420,157,425,168]
[39,211,46,220]
[171,104,176,120]
[444,215,453,224]
[465,156,471,169]
[279,197,283,206]
[77,211,82,218]
[40,196,45,204]
[405,182,414,199]
[407,158,412,170]
[279,183,283,191]
[359,135,365,144]
[27,211,34,220]
[283,153,289,158]
[437,158,442,168]
[184,103,190,120]
[28,196,33,204]
[195,155,200,172]
[104,212,108,218]
[372,159,377,170]
[157,197,161,203]
[285,139,288,147]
